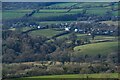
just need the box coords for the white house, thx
[74,29,78,32]
[37,26,41,29]
[65,23,68,25]
[88,33,91,35]
[65,27,70,31]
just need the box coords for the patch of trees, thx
[2,30,92,63]
[2,61,119,79]
[3,30,118,64]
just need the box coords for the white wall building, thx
[74,29,78,32]
[65,27,70,31]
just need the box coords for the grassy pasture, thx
[112,11,119,16]
[2,11,25,19]
[57,33,88,39]
[11,73,119,80]
[49,2,110,8]
[20,27,33,32]
[49,3,78,8]
[91,36,117,43]
[32,12,78,19]
[29,29,63,38]
[2,2,119,20]
[86,7,119,16]
[2,10,31,19]
[76,2,108,8]
[38,9,83,13]
[86,7,109,15]
[57,33,116,41]
[2,3,119,20]
[33,9,83,18]
[74,41,118,56]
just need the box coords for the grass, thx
[11,73,119,80]
[86,7,119,16]
[57,33,87,39]
[2,10,32,20]
[29,29,63,38]
[49,3,78,8]
[86,8,109,15]
[38,9,83,13]
[3,2,119,20]
[2,9,82,20]
[74,41,118,56]
[49,2,110,8]
[20,27,33,32]
[32,12,76,18]
[91,36,116,41]
[112,11,119,16]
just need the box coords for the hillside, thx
[2,2,119,79]
[74,41,118,56]
[2,2,119,20]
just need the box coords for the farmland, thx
[2,10,31,19]
[29,29,63,38]
[2,2,119,80]
[74,41,118,56]
[2,2,119,20]
[12,73,119,80]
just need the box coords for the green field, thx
[91,35,117,43]
[49,3,78,8]
[38,9,83,13]
[29,29,63,38]
[3,2,119,20]
[32,12,78,19]
[76,2,110,7]
[57,33,88,39]
[29,28,117,41]
[74,41,118,56]
[32,9,83,18]
[2,10,31,19]
[11,73,119,80]
[86,8,109,15]
[49,2,114,8]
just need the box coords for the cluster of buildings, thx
[20,21,116,36]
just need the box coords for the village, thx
[20,20,117,37]
[2,2,119,79]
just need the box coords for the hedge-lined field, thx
[11,73,119,80]
[3,2,119,20]
[29,29,63,38]
[74,41,118,56]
